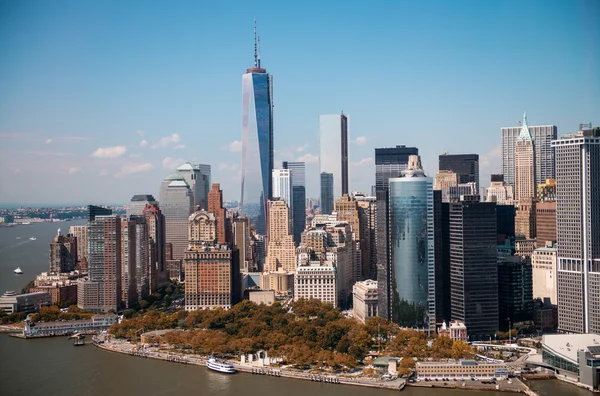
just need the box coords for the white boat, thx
[21,222,31,225]
[206,357,236,374]
[14,267,23,275]
[29,237,37,241]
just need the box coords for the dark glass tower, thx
[439,154,480,191]
[320,172,334,215]
[283,161,306,245]
[88,205,112,222]
[241,23,273,236]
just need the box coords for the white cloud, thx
[352,157,373,166]
[45,138,53,144]
[68,167,81,175]
[130,153,142,158]
[27,150,73,157]
[136,129,145,137]
[222,140,242,152]
[354,136,368,145]
[297,153,319,163]
[162,156,184,170]
[480,145,501,173]
[152,133,181,149]
[115,162,155,178]
[99,169,109,176]
[295,144,308,152]
[91,145,127,158]
[218,162,239,171]
[173,144,185,150]
[139,140,148,147]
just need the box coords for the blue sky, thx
[0,0,598,205]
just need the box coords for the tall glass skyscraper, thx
[241,23,273,236]
[283,161,306,245]
[159,174,194,261]
[386,155,435,332]
[319,113,348,200]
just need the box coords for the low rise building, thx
[261,270,294,295]
[438,320,468,342]
[31,283,77,305]
[352,279,378,323]
[23,313,118,337]
[416,360,508,380]
[541,334,600,391]
[0,291,51,314]
[249,290,275,306]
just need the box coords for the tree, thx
[430,336,454,359]
[397,357,415,377]
[451,340,474,359]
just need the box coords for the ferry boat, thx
[14,267,23,275]
[206,357,236,374]
[29,237,37,241]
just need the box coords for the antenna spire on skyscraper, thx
[257,36,261,68]
[254,19,258,67]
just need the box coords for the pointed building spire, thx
[518,111,532,142]
[254,19,258,67]
[257,36,261,68]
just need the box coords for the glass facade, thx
[320,172,334,215]
[241,70,273,236]
[283,161,306,245]
[159,176,194,260]
[388,176,435,330]
[319,114,348,200]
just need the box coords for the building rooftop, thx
[177,162,195,171]
[164,173,185,181]
[131,194,156,202]
[543,334,600,363]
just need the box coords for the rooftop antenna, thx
[258,35,261,68]
[254,19,258,67]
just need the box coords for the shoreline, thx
[92,337,538,394]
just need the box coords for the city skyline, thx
[1,1,599,205]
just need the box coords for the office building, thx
[335,194,367,282]
[159,173,194,261]
[433,190,451,324]
[375,145,419,320]
[87,205,112,222]
[537,179,557,202]
[498,257,533,326]
[294,261,338,308]
[320,172,334,214]
[240,23,273,236]
[232,216,252,273]
[120,217,150,308]
[515,197,536,239]
[272,168,292,206]
[264,199,296,273]
[49,229,77,273]
[449,196,498,339]
[439,154,479,191]
[496,204,516,241]
[69,225,88,265]
[184,210,240,310]
[441,182,477,203]
[515,114,536,202]
[0,291,51,314]
[208,183,227,245]
[532,244,558,304]
[126,195,157,217]
[354,193,377,280]
[319,113,349,199]
[352,279,378,324]
[385,155,435,331]
[78,215,122,312]
[282,161,306,245]
[176,163,211,210]
[552,127,600,333]
[486,174,514,205]
[142,203,166,290]
[536,201,557,245]
[501,114,557,192]
[434,170,458,191]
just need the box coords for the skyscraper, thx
[87,205,112,222]
[515,113,536,202]
[69,225,87,266]
[385,155,435,331]
[177,163,211,210]
[264,199,296,273]
[553,127,600,333]
[126,195,157,217]
[282,161,306,245]
[501,115,557,192]
[142,203,166,291]
[208,183,227,245]
[438,154,479,191]
[78,215,122,312]
[320,172,334,215]
[272,169,292,208]
[498,257,533,327]
[240,22,273,236]
[449,197,498,339]
[375,145,418,320]
[49,229,77,273]
[159,173,194,260]
[335,194,366,283]
[319,113,349,199]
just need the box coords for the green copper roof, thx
[517,111,533,142]
[177,162,194,171]
[164,173,185,181]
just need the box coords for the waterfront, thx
[0,334,586,396]
[0,220,86,293]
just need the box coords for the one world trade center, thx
[240,21,273,236]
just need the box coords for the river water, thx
[0,222,583,395]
